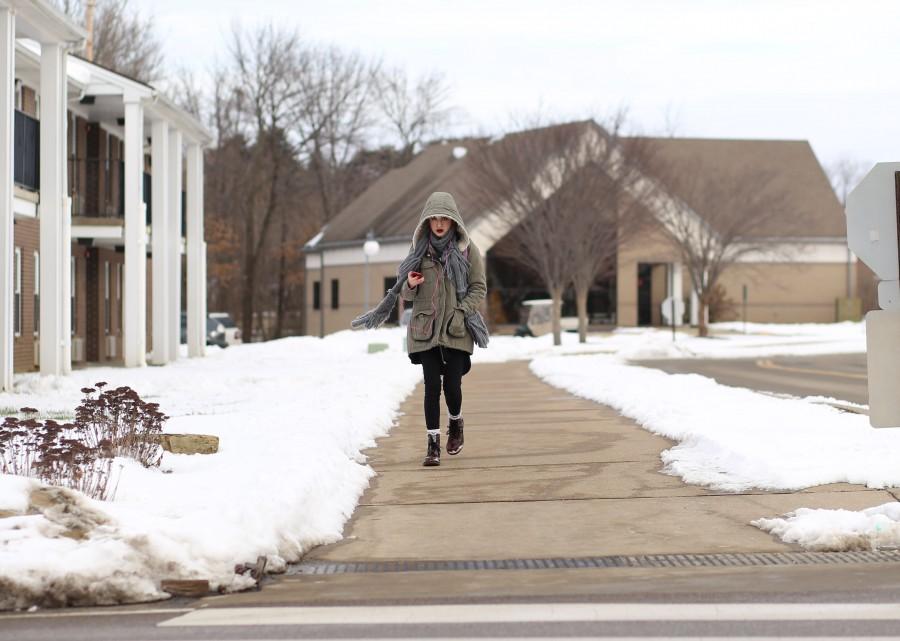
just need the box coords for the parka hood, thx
[411,192,471,252]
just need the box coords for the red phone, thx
[410,271,422,279]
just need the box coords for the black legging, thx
[419,346,469,430]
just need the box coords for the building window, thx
[104,133,112,204]
[313,281,320,310]
[33,251,39,335]
[70,256,75,335]
[13,248,20,337]
[331,279,339,310]
[116,263,122,331]
[104,261,110,335]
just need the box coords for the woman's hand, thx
[407,271,425,288]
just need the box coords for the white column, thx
[122,97,146,367]
[39,43,67,376]
[201,240,207,342]
[167,128,182,361]
[689,287,699,326]
[150,119,169,365]
[0,9,14,390]
[61,195,71,373]
[185,142,205,357]
[669,262,683,327]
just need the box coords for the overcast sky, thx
[135,0,897,173]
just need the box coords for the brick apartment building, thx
[0,0,211,390]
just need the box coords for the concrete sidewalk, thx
[207,360,898,605]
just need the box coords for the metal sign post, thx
[742,285,748,334]
[671,268,676,342]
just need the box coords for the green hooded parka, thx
[400,192,486,355]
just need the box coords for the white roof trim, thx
[2,0,86,44]
[68,55,154,100]
[146,94,212,146]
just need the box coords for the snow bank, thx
[0,327,418,609]
[529,354,900,492]
[476,322,865,363]
[753,503,900,552]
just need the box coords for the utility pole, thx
[85,0,96,61]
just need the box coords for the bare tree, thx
[652,157,795,337]
[376,67,456,164]
[299,45,381,221]
[566,118,657,342]
[826,156,869,207]
[466,120,602,345]
[202,24,429,341]
[57,0,164,81]
[209,25,384,340]
[213,25,310,340]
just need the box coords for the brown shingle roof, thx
[316,124,843,249]
[315,140,483,247]
[639,137,844,238]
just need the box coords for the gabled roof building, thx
[304,120,852,336]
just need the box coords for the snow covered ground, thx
[0,321,879,608]
[752,503,900,552]
[475,321,866,362]
[0,327,418,609]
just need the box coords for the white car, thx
[208,312,242,346]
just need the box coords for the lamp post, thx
[363,231,380,312]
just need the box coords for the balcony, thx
[68,157,151,225]
[14,110,39,191]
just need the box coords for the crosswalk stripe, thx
[158,603,900,627]
[147,638,900,641]
[0,607,192,621]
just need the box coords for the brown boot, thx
[446,417,464,455]
[423,431,440,466]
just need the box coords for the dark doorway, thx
[638,263,670,326]
[637,263,653,326]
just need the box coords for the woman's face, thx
[429,216,454,237]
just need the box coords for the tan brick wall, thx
[717,263,846,323]
[616,223,846,326]
[617,227,680,327]
[304,262,402,336]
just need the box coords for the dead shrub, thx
[0,382,167,500]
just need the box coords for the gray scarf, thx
[351,230,490,348]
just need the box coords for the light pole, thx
[363,231,380,313]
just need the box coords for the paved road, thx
[4,358,897,641]
[634,353,868,405]
[10,598,900,639]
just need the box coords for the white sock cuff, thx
[448,412,462,420]
[427,429,440,436]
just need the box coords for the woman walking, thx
[352,192,488,466]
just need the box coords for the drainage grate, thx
[289,550,900,576]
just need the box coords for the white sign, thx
[846,162,900,310]
[661,297,685,326]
